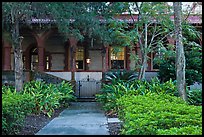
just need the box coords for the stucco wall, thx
[51,54,65,70]
[45,72,102,81]
[88,50,102,70]
[75,72,102,81]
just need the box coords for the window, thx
[31,48,38,71]
[45,55,50,70]
[110,47,125,69]
[76,47,84,70]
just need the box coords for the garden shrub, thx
[116,93,202,135]
[23,80,75,117]
[2,86,35,135]
[96,80,136,112]
[96,78,177,112]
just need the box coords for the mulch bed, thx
[17,107,65,135]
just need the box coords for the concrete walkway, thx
[35,102,109,135]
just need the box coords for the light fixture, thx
[86,58,91,64]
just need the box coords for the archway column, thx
[32,29,53,72]
[38,46,45,71]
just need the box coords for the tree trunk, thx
[138,54,147,80]
[138,23,148,80]
[12,19,24,92]
[14,46,23,92]
[173,2,187,102]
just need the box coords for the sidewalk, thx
[35,102,109,135]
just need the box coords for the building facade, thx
[2,14,202,84]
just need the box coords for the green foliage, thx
[96,77,177,112]
[96,80,136,112]
[2,80,75,135]
[187,89,202,106]
[23,80,76,117]
[2,86,35,135]
[57,81,76,106]
[157,34,202,86]
[157,126,202,135]
[117,93,202,135]
[104,70,138,84]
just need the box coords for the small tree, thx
[2,3,34,91]
[173,2,187,102]
[109,2,174,80]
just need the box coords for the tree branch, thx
[150,30,175,46]
[184,2,197,21]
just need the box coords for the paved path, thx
[36,102,109,135]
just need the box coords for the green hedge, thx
[116,93,202,135]
[2,86,35,135]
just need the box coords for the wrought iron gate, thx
[75,79,101,98]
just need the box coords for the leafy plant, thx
[23,80,75,117]
[104,70,138,84]
[57,81,76,106]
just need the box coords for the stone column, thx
[3,41,12,70]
